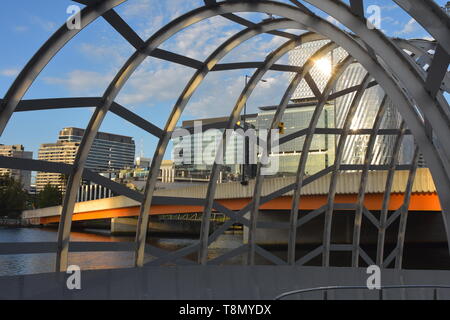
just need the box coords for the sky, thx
[0,0,447,161]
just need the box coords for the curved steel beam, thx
[286,56,355,265]
[133,20,321,267]
[322,73,373,267]
[395,146,421,269]
[146,0,450,265]
[58,3,288,272]
[351,95,388,267]
[376,121,407,266]
[247,41,339,265]
[10,97,164,138]
[245,1,450,254]
[16,1,442,269]
[197,35,326,266]
[392,0,450,55]
[0,0,126,135]
[300,0,450,174]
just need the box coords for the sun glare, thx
[314,57,332,76]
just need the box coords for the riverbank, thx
[0,218,35,227]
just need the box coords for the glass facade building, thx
[58,127,135,172]
[172,117,255,180]
[256,104,335,175]
[288,40,413,167]
[36,128,135,191]
[172,40,416,180]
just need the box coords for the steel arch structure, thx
[0,0,449,272]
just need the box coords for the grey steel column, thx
[322,73,373,267]
[301,0,450,157]
[198,35,323,266]
[395,146,420,269]
[376,122,407,266]
[287,56,354,265]
[248,42,338,265]
[351,95,388,267]
[57,4,251,271]
[134,19,314,267]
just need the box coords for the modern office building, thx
[0,144,32,190]
[36,128,135,192]
[257,103,336,175]
[58,127,135,172]
[36,141,79,192]
[288,40,412,167]
[172,40,417,179]
[172,115,258,180]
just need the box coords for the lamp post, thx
[241,75,267,186]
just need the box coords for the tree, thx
[0,175,28,219]
[36,183,62,208]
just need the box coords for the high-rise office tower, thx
[287,40,411,172]
[36,128,135,191]
[0,144,33,191]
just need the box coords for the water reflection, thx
[0,227,244,276]
[1,227,449,276]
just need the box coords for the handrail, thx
[274,284,450,300]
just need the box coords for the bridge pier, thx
[110,216,207,236]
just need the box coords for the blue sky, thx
[0,0,447,160]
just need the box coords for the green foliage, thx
[0,175,28,219]
[36,184,62,209]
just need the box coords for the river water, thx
[0,227,244,276]
[1,227,449,276]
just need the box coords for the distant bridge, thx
[23,168,440,225]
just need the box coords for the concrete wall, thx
[2,266,450,300]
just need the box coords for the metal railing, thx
[275,285,450,300]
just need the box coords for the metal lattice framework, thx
[0,0,449,272]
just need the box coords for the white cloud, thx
[395,18,419,35]
[117,63,195,106]
[186,71,291,119]
[43,70,114,95]
[13,25,28,32]
[30,15,57,32]
[162,15,238,60]
[79,43,129,65]
[0,68,20,77]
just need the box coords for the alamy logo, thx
[366,5,382,30]
[66,265,81,290]
[366,265,381,290]
[172,121,280,175]
[66,5,81,30]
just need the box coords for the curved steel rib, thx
[247,41,339,265]
[351,95,388,267]
[322,73,373,267]
[134,20,320,267]
[197,36,329,265]
[286,56,354,265]
[395,146,420,269]
[0,0,125,135]
[376,121,407,266]
[3,0,446,269]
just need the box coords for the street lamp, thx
[241,75,268,186]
